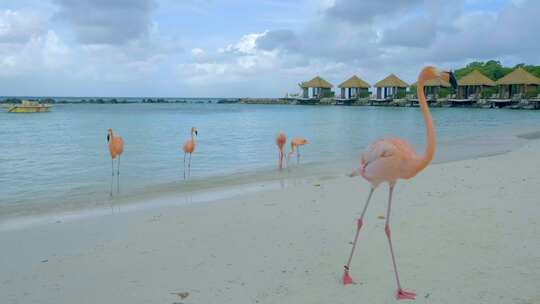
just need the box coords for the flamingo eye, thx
[380,150,393,158]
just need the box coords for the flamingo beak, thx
[107,134,110,142]
[442,70,458,91]
[195,130,198,136]
[448,71,457,90]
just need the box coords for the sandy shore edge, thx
[1,138,540,304]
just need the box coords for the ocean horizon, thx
[0,96,243,103]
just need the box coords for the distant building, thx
[496,67,540,99]
[374,74,408,99]
[337,75,370,99]
[457,70,496,99]
[299,76,333,99]
[412,77,451,100]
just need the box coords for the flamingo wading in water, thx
[107,128,124,196]
[276,132,287,170]
[341,67,457,300]
[287,137,308,165]
[182,127,198,179]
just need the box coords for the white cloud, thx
[177,30,364,96]
[0,8,182,84]
[253,0,539,84]
[178,32,297,88]
[0,9,44,43]
[219,31,267,55]
[0,10,69,77]
[1,0,539,97]
[191,48,204,56]
[42,30,70,69]
[52,0,157,45]
[381,17,438,48]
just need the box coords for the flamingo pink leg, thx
[110,159,114,196]
[385,184,416,300]
[183,152,187,180]
[117,155,121,194]
[188,153,192,178]
[343,187,374,285]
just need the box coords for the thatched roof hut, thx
[337,75,370,100]
[456,70,495,99]
[338,75,370,89]
[374,74,408,100]
[299,76,333,99]
[411,77,451,100]
[301,76,333,89]
[458,70,496,86]
[496,67,540,99]
[412,78,451,88]
[374,74,408,88]
[496,67,540,85]
[338,75,370,88]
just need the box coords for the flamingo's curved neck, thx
[414,82,436,173]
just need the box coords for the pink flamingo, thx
[342,67,457,300]
[287,137,308,164]
[107,128,124,196]
[182,127,198,179]
[276,132,287,169]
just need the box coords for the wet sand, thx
[1,139,540,303]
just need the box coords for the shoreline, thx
[2,126,539,231]
[2,96,540,109]
[1,134,540,303]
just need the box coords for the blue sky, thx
[0,0,538,97]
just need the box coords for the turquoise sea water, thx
[1,103,539,219]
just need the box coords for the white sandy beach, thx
[1,139,540,304]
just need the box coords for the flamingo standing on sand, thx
[287,137,308,165]
[182,127,198,179]
[341,67,457,300]
[276,132,287,169]
[107,128,124,196]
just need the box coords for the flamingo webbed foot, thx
[396,288,416,300]
[342,268,353,285]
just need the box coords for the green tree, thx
[409,85,417,97]
[521,64,540,78]
[438,88,451,98]
[480,87,498,99]
[454,60,514,81]
[358,90,370,98]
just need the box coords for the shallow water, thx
[1,103,539,218]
